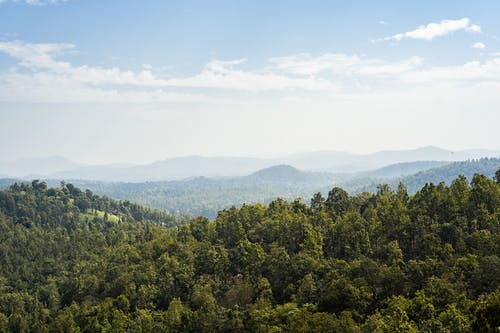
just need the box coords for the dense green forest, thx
[0,171,499,332]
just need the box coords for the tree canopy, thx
[0,170,499,332]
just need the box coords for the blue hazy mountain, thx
[0,156,80,178]
[1,146,497,182]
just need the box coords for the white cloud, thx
[0,41,213,103]
[164,58,337,91]
[269,53,361,75]
[377,18,481,42]
[0,40,340,103]
[0,0,66,5]
[0,41,168,86]
[471,42,486,49]
[0,41,75,70]
[0,41,338,92]
[1,39,500,104]
[269,53,424,77]
[402,58,500,83]
[0,71,214,103]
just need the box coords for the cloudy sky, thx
[0,1,499,164]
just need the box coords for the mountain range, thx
[1,146,499,182]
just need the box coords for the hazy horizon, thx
[1,145,500,166]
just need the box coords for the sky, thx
[0,0,499,164]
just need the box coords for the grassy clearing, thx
[80,209,120,223]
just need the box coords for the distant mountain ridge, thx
[49,156,270,182]
[279,146,499,172]
[0,156,81,178]
[337,157,500,195]
[1,146,499,182]
[359,160,451,178]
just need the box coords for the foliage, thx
[0,170,499,331]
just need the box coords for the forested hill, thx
[0,173,499,331]
[246,164,333,183]
[400,158,500,192]
[338,157,500,195]
[358,160,450,178]
[0,180,185,229]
